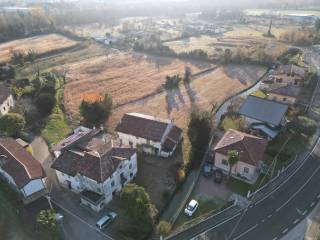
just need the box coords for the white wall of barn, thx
[117,132,162,150]
[0,95,14,116]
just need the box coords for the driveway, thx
[193,175,232,202]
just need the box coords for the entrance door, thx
[66,180,71,190]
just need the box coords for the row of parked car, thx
[202,162,223,184]
[184,161,225,217]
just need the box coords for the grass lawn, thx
[264,132,306,173]
[250,90,267,99]
[220,115,245,131]
[226,178,251,196]
[41,79,73,146]
[227,173,272,196]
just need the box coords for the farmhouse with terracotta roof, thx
[116,113,183,157]
[0,138,46,203]
[51,126,137,212]
[213,129,268,184]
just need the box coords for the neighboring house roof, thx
[0,86,11,104]
[239,96,288,126]
[162,126,183,152]
[214,129,268,166]
[116,113,178,143]
[273,64,305,78]
[51,146,136,183]
[52,126,101,152]
[51,126,136,183]
[268,84,302,98]
[0,138,45,188]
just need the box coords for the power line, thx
[226,137,291,240]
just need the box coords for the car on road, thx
[96,212,117,231]
[55,213,64,224]
[184,199,199,217]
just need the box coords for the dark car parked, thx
[213,169,223,184]
[202,163,213,177]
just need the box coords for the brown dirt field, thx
[64,53,212,116]
[0,34,78,63]
[108,65,267,130]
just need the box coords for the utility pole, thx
[267,20,273,37]
[45,195,53,210]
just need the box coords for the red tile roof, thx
[214,129,268,166]
[0,138,45,188]
[51,147,136,183]
[116,113,169,142]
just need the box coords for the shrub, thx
[36,93,56,116]
[163,75,181,90]
[79,93,112,126]
[292,116,317,137]
[120,184,158,232]
[10,50,25,66]
[0,113,25,137]
[187,109,212,169]
[26,49,37,63]
[156,221,172,237]
[176,168,186,183]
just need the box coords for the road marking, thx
[275,165,320,213]
[268,214,272,218]
[310,201,316,208]
[296,207,302,215]
[233,224,258,240]
[317,193,320,199]
[188,212,242,240]
[302,210,308,216]
[261,219,265,223]
[282,228,288,234]
[272,237,278,240]
[293,219,299,224]
[254,139,320,205]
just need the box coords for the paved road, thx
[167,151,320,240]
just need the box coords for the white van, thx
[96,212,117,231]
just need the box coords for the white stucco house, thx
[213,129,268,184]
[116,113,183,158]
[51,126,137,212]
[0,138,47,203]
[0,86,14,116]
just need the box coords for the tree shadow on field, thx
[183,81,197,105]
[144,54,174,69]
[165,87,185,114]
